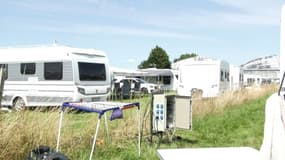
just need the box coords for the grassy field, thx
[0,85,277,160]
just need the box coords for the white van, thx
[0,45,111,110]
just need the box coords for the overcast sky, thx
[0,0,283,69]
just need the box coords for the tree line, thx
[138,45,198,69]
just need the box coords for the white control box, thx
[152,93,192,133]
[153,94,167,132]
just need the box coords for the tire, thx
[12,97,25,111]
[47,152,69,160]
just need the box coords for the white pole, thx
[56,109,64,152]
[137,107,141,156]
[89,116,102,160]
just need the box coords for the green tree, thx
[137,60,149,69]
[174,53,198,62]
[138,46,171,69]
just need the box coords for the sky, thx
[0,0,284,69]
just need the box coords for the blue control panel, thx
[156,103,164,120]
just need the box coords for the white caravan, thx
[172,57,230,97]
[0,45,111,110]
[138,68,179,91]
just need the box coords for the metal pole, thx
[278,71,285,96]
[0,66,5,107]
[149,94,154,144]
[56,108,64,152]
[89,116,102,160]
[137,107,141,156]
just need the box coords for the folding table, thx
[56,101,141,160]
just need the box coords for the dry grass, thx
[0,100,149,159]
[0,85,277,159]
[192,84,278,117]
[0,110,60,159]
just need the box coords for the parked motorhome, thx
[138,68,179,91]
[0,45,111,110]
[241,55,280,87]
[172,57,230,97]
[111,67,178,91]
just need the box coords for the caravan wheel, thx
[141,88,148,94]
[12,97,25,111]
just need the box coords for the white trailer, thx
[0,45,111,110]
[229,65,243,90]
[173,57,230,97]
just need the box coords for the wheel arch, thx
[11,95,28,106]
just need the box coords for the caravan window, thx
[220,71,224,81]
[163,76,171,85]
[226,72,230,81]
[44,62,63,80]
[78,62,106,81]
[21,63,35,75]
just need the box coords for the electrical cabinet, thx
[152,93,192,133]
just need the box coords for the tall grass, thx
[0,110,60,159]
[176,94,268,149]
[0,85,277,160]
[0,97,152,160]
[192,85,278,117]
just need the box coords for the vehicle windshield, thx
[136,78,146,83]
[78,62,106,81]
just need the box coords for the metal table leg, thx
[138,107,141,156]
[89,115,102,160]
[56,108,64,152]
